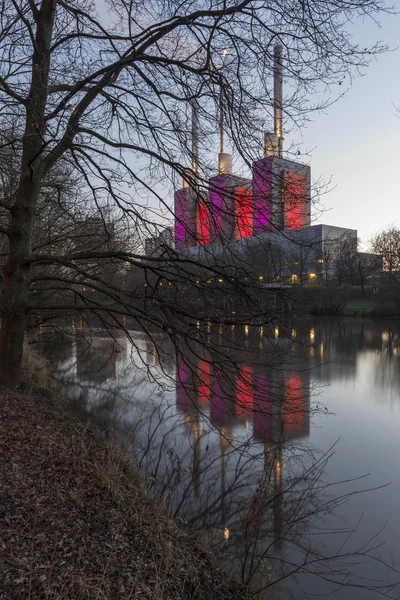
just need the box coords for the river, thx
[42,318,400,599]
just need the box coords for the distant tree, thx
[352,252,381,295]
[371,227,400,277]
[334,235,357,286]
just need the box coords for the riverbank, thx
[0,383,248,600]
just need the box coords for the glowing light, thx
[196,280,200,285]
[196,321,200,329]
[224,527,230,540]
[197,200,209,245]
[291,328,296,339]
[259,276,263,281]
[218,278,223,283]
[291,274,299,284]
[244,325,249,335]
[310,328,315,341]
[309,273,316,279]
[284,171,307,230]
[274,326,279,339]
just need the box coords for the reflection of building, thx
[176,357,310,445]
[175,346,310,549]
[76,338,119,384]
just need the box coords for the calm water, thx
[44,318,400,599]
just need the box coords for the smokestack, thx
[191,101,199,174]
[218,152,232,174]
[273,44,283,157]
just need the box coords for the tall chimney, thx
[191,101,199,174]
[273,44,283,158]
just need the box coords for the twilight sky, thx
[293,10,400,246]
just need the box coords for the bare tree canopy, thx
[0,0,390,386]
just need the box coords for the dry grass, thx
[21,341,49,388]
[0,386,249,600]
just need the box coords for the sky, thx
[292,9,400,246]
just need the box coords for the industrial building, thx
[146,46,380,286]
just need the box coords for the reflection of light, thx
[291,328,296,339]
[382,331,389,343]
[244,325,249,335]
[274,326,279,339]
[224,527,230,540]
[152,346,157,365]
[207,322,211,332]
[310,328,315,341]
[319,342,324,356]
[260,326,264,336]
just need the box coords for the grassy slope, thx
[0,386,248,600]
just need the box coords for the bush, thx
[21,341,48,388]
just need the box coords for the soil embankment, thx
[0,385,248,600]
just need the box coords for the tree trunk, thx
[0,1,56,386]
[0,186,39,386]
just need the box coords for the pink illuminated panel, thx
[174,190,186,247]
[235,187,252,239]
[252,159,273,234]
[284,172,307,230]
[209,179,224,241]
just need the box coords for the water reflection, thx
[43,318,400,599]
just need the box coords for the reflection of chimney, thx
[273,444,283,549]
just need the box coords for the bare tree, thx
[0,0,389,386]
[371,226,400,278]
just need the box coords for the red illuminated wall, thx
[284,172,307,230]
[197,201,209,246]
[235,187,253,239]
